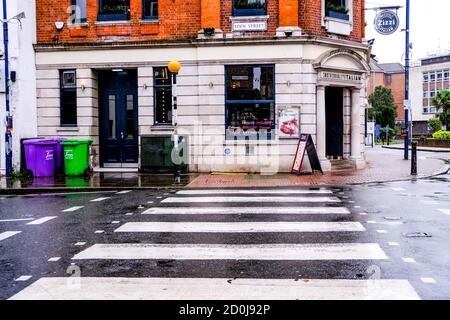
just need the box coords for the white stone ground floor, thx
[35,38,370,173]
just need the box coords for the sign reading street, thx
[374,10,400,35]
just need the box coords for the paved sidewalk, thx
[1,146,449,193]
[382,145,450,153]
[186,146,450,188]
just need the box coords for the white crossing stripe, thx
[162,196,341,204]
[117,190,132,194]
[90,197,111,202]
[177,189,333,195]
[0,218,34,222]
[115,222,366,233]
[15,275,32,282]
[391,187,406,192]
[0,231,21,241]
[8,277,420,300]
[420,277,436,284]
[62,206,84,212]
[48,257,61,262]
[27,216,57,225]
[73,243,388,261]
[143,207,350,215]
[438,209,450,215]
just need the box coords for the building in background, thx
[33,0,370,174]
[0,0,37,175]
[368,59,405,125]
[410,51,450,136]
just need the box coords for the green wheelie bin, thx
[61,139,93,176]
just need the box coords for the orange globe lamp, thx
[168,60,181,74]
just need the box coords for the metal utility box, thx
[140,135,188,173]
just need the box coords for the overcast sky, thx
[365,0,450,64]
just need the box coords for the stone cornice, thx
[34,35,370,53]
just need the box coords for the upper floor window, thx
[143,0,158,19]
[386,74,392,84]
[98,0,130,21]
[70,0,87,24]
[325,0,349,21]
[233,0,267,17]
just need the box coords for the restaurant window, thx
[325,0,350,21]
[98,0,130,21]
[60,70,77,126]
[153,67,172,125]
[225,65,275,140]
[70,0,87,23]
[232,0,267,17]
[143,0,158,19]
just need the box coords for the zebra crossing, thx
[9,187,421,300]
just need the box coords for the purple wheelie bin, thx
[23,139,58,177]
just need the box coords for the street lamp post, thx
[404,0,411,160]
[168,60,181,184]
[2,0,12,176]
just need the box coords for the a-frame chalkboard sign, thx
[291,134,323,175]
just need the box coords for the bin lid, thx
[60,139,93,146]
[23,139,58,146]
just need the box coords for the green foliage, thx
[431,89,450,130]
[432,130,450,140]
[235,0,266,9]
[326,3,349,14]
[368,86,398,128]
[10,168,32,180]
[427,118,442,133]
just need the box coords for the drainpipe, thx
[2,0,12,176]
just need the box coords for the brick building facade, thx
[34,0,370,173]
[368,61,405,123]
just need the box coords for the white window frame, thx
[321,0,353,36]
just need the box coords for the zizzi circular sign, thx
[374,10,400,35]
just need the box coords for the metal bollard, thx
[411,141,417,175]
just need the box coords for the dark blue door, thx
[99,70,138,165]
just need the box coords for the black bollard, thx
[411,141,417,175]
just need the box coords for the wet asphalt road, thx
[1,174,450,300]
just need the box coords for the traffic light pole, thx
[171,72,181,185]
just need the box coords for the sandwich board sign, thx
[291,134,323,175]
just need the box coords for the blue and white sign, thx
[374,10,400,35]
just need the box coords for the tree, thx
[431,89,450,130]
[368,86,398,129]
[427,118,442,133]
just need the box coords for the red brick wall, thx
[299,0,364,42]
[36,0,365,44]
[36,0,201,43]
[369,72,406,121]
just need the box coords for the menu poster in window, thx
[278,107,299,138]
[291,134,323,175]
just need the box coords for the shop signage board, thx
[291,134,323,175]
[278,107,300,138]
[374,10,400,35]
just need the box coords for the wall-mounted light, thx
[209,82,214,88]
[286,80,291,87]
[55,21,64,31]
[143,84,148,90]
